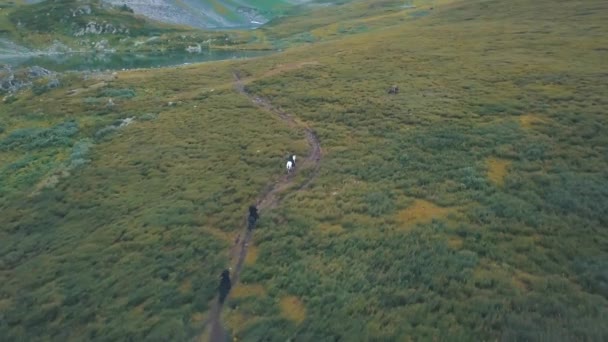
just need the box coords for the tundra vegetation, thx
[0,0,273,52]
[1,0,607,340]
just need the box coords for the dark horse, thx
[218,269,232,304]
[248,205,259,230]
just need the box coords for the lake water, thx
[0,49,273,72]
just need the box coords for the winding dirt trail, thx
[205,71,322,342]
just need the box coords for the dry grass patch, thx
[179,279,192,294]
[245,245,259,266]
[224,310,260,338]
[231,283,267,298]
[318,222,345,234]
[526,83,573,99]
[259,61,320,78]
[511,270,540,292]
[0,298,12,311]
[279,296,306,324]
[200,226,234,243]
[66,81,108,97]
[191,312,206,323]
[225,310,247,332]
[132,302,145,316]
[448,236,464,249]
[396,199,454,228]
[487,157,511,187]
[519,114,548,129]
[242,61,321,85]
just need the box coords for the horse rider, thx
[287,154,296,168]
[218,268,232,304]
[248,205,259,230]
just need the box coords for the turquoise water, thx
[0,50,273,72]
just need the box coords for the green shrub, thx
[3,95,17,104]
[94,126,117,140]
[32,81,49,95]
[5,154,36,171]
[119,4,134,13]
[83,97,104,105]
[410,10,431,18]
[573,257,608,299]
[0,121,78,151]
[69,139,92,169]
[363,191,395,217]
[101,88,136,99]
[139,113,159,121]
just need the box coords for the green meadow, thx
[1,0,608,340]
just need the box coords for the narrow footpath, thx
[205,71,322,342]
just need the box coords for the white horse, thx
[286,154,297,174]
[286,160,294,174]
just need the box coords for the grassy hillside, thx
[1,0,608,340]
[0,0,263,52]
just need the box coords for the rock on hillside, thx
[0,65,59,94]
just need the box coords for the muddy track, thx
[205,72,322,342]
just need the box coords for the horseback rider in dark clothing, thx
[248,205,259,230]
[218,269,232,304]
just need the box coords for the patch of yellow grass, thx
[279,296,306,324]
[311,23,340,38]
[245,61,320,83]
[191,312,206,323]
[472,261,507,282]
[396,199,454,227]
[318,223,345,234]
[487,157,511,187]
[511,270,540,292]
[519,114,548,129]
[245,245,259,266]
[66,81,108,97]
[132,302,145,316]
[231,283,267,298]
[197,324,211,342]
[179,279,192,294]
[526,83,573,99]
[225,310,247,329]
[200,226,233,243]
[224,310,257,337]
[0,298,12,311]
[448,236,463,249]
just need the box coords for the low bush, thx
[100,88,136,99]
[94,125,117,140]
[0,120,78,151]
[139,113,158,121]
[68,139,92,169]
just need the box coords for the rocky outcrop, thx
[27,66,53,78]
[73,22,130,36]
[70,5,93,17]
[236,6,267,25]
[186,44,202,53]
[0,65,59,94]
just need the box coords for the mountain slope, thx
[3,0,186,47]
[0,0,270,54]
[102,0,315,28]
